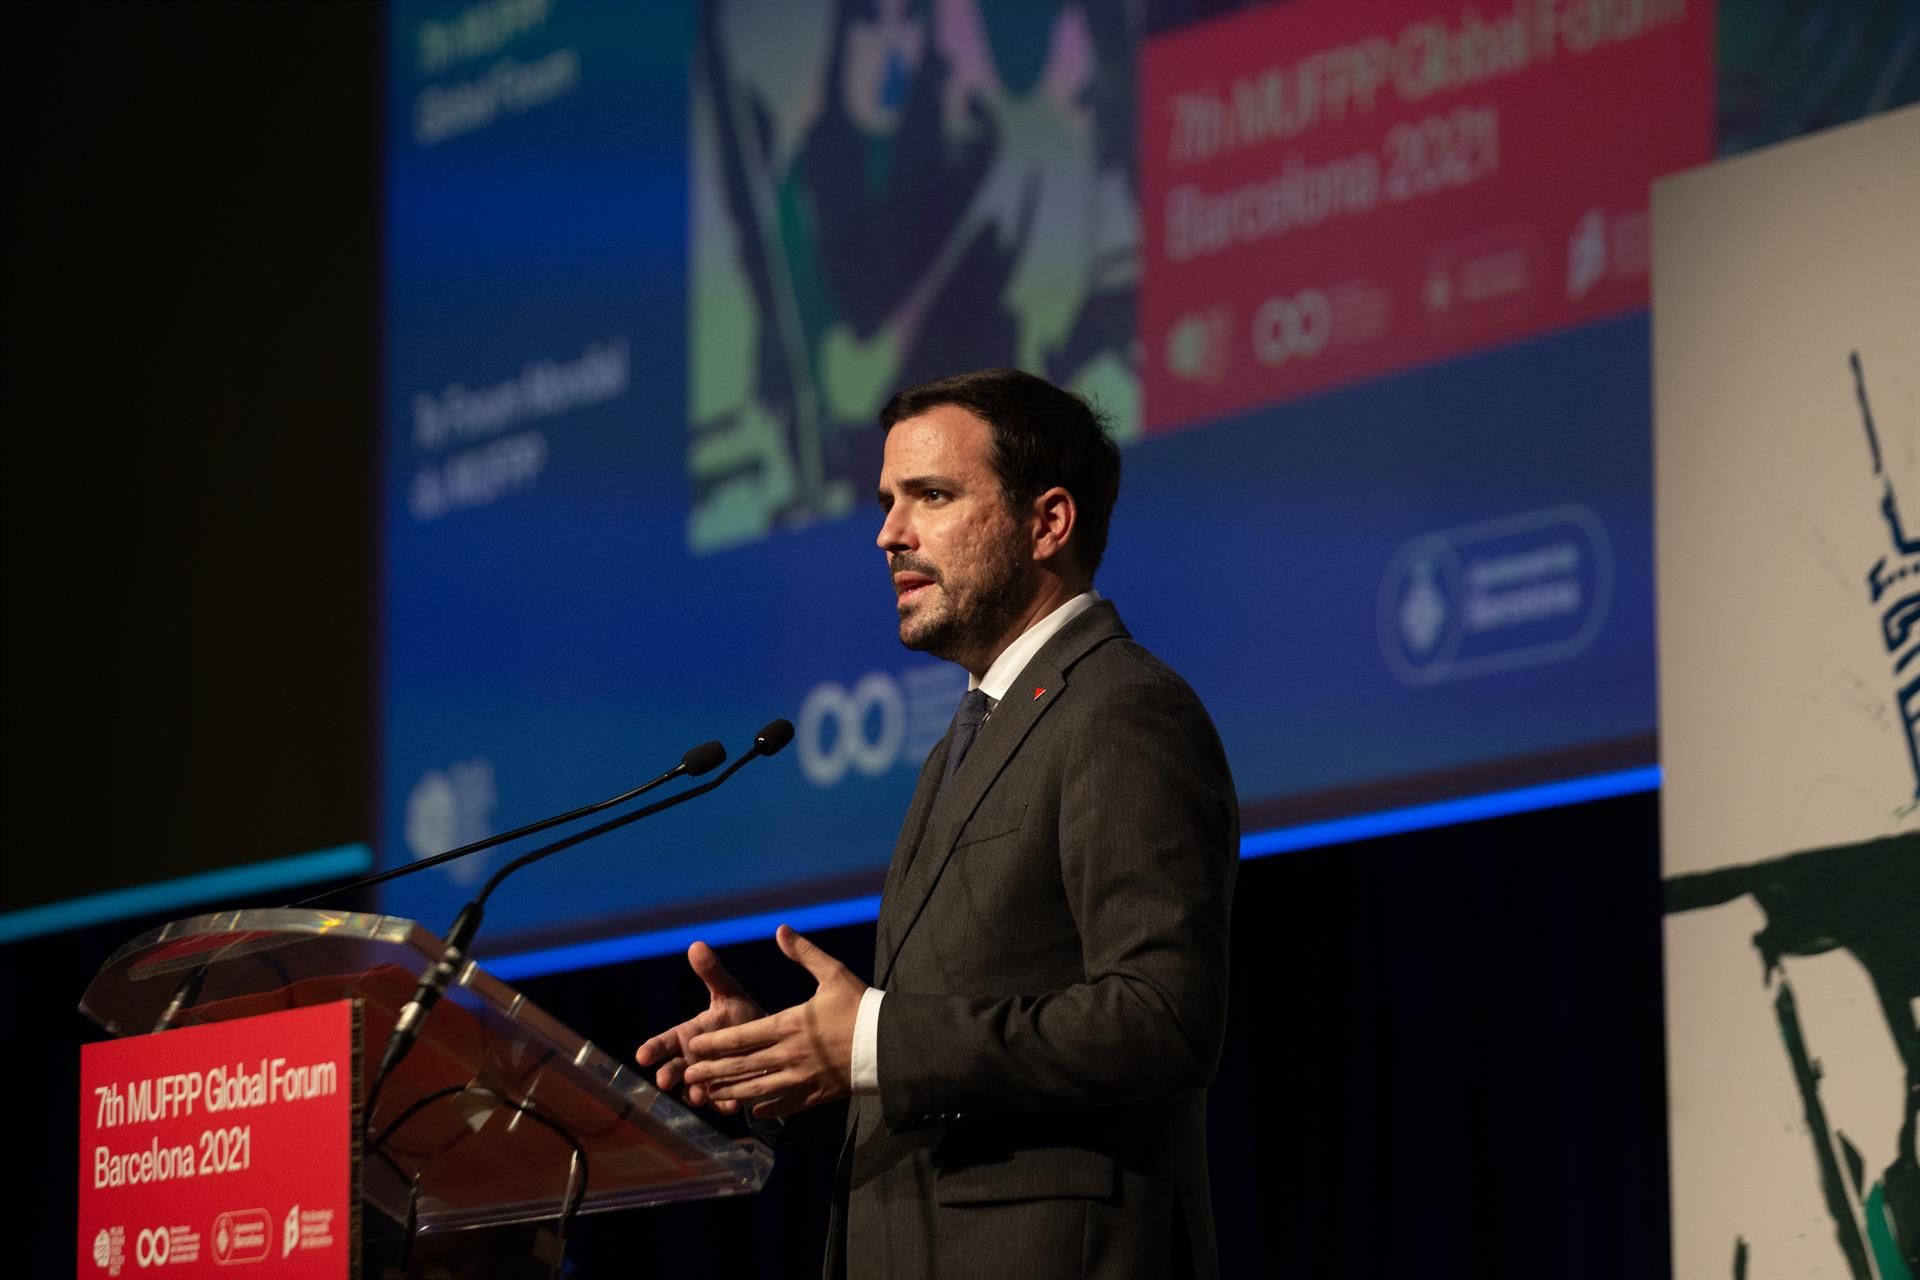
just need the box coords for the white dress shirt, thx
[850,591,1100,1094]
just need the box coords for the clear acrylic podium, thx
[79,908,773,1235]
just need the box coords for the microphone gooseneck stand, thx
[364,720,795,1278]
[148,741,730,1035]
[290,739,729,909]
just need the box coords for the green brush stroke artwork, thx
[1667,834,1919,1279]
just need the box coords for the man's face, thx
[875,405,1032,670]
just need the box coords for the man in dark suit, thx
[638,368,1238,1277]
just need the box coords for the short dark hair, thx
[879,368,1122,577]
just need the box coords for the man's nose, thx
[877,506,913,553]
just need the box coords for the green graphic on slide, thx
[687,0,1142,553]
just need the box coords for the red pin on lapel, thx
[1033,687,1047,701]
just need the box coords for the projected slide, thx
[380,0,1711,949]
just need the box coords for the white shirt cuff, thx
[851,986,885,1096]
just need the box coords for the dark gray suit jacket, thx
[828,601,1239,1278]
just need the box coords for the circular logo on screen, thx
[404,760,496,884]
[1378,536,1465,682]
[405,771,457,859]
[1399,559,1448,656]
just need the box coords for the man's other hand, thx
[683,925,867,1119]
[635,940,765,1115]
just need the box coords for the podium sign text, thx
[78,999,359,1277]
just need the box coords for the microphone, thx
[367,720,794,1117]
[461,719,793,910]
[286,739,727,909]
[154,739,728,1035]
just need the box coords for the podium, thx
[79,908,771,1263]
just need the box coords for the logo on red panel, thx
[211,1209,270,1264]
[91,1225,125,1273]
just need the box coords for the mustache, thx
[889,554,940,582]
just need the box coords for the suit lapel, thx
[874,603,1128,987]
[872,737,948,971]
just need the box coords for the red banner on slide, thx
[78,1001,358,1277]
[1140,0,1714,433]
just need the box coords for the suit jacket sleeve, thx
[873,666,1238,1126]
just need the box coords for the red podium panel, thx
[77,1000,359,1278]
[80,909,773,1241]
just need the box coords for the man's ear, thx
[1029,486,1077,566]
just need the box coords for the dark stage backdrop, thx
[4,4,380,925]
[6,791,1668,1278]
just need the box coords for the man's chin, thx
[896,610,949,655]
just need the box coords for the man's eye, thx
[924,489,947,502]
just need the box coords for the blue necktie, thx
[898,691,993,880]
[941,689,993,790]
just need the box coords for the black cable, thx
[371,1082,591,1279]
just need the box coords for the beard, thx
[893,526,1031,667]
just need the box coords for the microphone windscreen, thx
[682,740,727,776]
[755,719,795,755]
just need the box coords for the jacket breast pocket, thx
[952,798,1027,850]
[933,1143,1116,1205]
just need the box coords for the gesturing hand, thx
[683,925,868,1120]
[634,940,764,1114]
